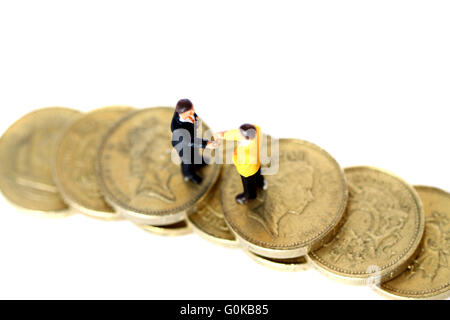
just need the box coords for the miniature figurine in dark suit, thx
[171,99,217,184]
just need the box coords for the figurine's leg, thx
[194,148,208,169]
[181,162,203,184]
[235,173,257,204]
[255,167,267,190]
[180,147,203,184]
[247,175,258,199]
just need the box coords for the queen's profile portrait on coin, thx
[120,118,178,203]
[247,160,314,236]
[221,139,348,259]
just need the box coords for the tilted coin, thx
[188,169,238,247]
[221,139,348,259]
[53,106,134,220]
[0,107,80,212]
[96,107,221,225]
[308,166,425,284]
[245,250,309,272]
[379,186,450,299]
[136,220,192,236]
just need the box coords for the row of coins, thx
[0,106,448,300]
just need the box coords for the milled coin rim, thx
[52,106,135,220]
[244,249,310,272]
[0,192,74,218]
[221,138,348,256]
[187,217,239,248]
[376,185,450,299]
[135,220,193,237]
[57,194,123,221]
[307,166,426,285]
[0,107,81,213]
[95,107,221,225]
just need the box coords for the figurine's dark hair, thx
[240,124,257,140]
[176,99,193,114]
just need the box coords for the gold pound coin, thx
[188,169,238,247]
[0,107,80,213]
[53,106,134,220]
[135,220,192,236]
[221,139,348,259]
[245,250,309,272]
[96,107,221,226]
[379,186,450,299]
[308,167,425,285]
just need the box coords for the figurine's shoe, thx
[262,180,268,190]
[235,193,258,204]
[184,174,203,185]
[235,193,249,205]
[258,179,268,191]
[258,179,267,190]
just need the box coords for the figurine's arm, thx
[215,129,242,141]
[189,141,212,148]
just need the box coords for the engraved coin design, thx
[379,186,450,299]
[96,107,221,225]
[221,139,348,259]
[136,220,192,236]
[188,169,238,247]
[308,167,425,284]
[0,107,80,212]
[53,106,134,219]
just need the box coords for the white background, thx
[0,1,449,300]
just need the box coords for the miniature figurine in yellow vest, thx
[215,124,266,204]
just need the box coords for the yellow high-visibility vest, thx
[222,125,261,177]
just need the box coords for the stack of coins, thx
[0,106,448,300]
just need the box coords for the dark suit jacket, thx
[171,111,208,152]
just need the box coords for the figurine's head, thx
[176,99,195,120]
[239,124,257,140]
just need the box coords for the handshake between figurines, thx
[171,98,265,204]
